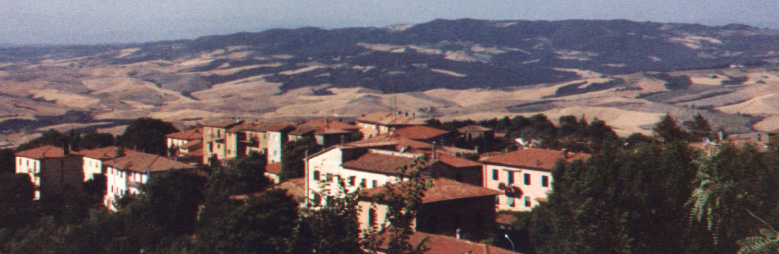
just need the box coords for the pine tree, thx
[653,113,688,143]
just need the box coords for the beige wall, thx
[38,156,83,201]
[484,164,552,212]
[203,126,229,165]
[357,200,389,233]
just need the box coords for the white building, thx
[103,152,196,211]
[15,145,83,200]
[78,146,139,182]
[481,148,589,211]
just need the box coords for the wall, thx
[83,157,103,181]
[483,164,552,212]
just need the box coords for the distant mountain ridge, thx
[5,19,779,93]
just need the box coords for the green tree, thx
[653,114,689,143]
[294,180,363,254]
[79,131,115,149]
[280,137,321,180]
[688,113,713,141]
[205,152,271,197]
[116,117,178,155]
[16,129,71,151]
[0,149,15,174]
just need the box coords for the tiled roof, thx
[227,120,275,133]
[480,148,590,171]
[15,145,71,159]
[300,118,359,131]
[104,152,195,173]
[341,152,419,175]
[202,119,244,128]
[185,147,203,157]
[435,153,481,168]
[181,139,202,149]
[357,112,425,126]
[78,146,140,160]
[361,177,500,204]
[458,125,493,133]
[393,125,450,140]
[265,162,282,175]
[267,123,295,132]
[232,178,307,204]
[165,128,203,140]
[348,134,432,152]
[375,230,521,254]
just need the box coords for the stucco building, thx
[15,145,83,200]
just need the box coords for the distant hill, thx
[4,19,779,93]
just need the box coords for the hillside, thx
[1,19,779,146]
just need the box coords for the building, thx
[265,162,282,184]
[481,148,589,212]
[356,112,425,139]
[393,125,452,144]
[103,152,196,210]
[202,119,244,165]
[358,178,501,240]
[291,118,361,147]
[78,146,139,182]
[458,125,495,142]
[15,145,83,200]
[370,231,521,254]
[267,124,295,164]
[165,128,203,155]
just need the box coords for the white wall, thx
[267,131,283,164]
[16,157,41,200]
[483,164,552,212]
[104,167,149,211]
[83,157,103,181]
[306,148,403,200]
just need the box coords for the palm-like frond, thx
[737,230,779,254]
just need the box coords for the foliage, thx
[653,113,689,143]
[116,117,179,155]
[687,113,714,141]
[16,129,71,151]
[737,228,779,254]
[205,152,271,197]
[0,149,15,175]
[79,131,115,149]
[280,137,321,180]
[294,180,363,254]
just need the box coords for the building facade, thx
[15,145,83,200]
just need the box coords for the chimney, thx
[562,148,568,159]
[432,141,437,159]
[340,135,346,146]
[456,228,462,239]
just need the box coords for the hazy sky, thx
[1,0,777,45]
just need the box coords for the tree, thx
[79,131,115,149]
[294,179,363,254]
[652,114,688,143]
[688,113,713,141]
[137,170,207,236]
[205,152,271,197]
[16,129,71,151]
[116,118,178,155]
[0,149,16,174]
[280,137,321,180]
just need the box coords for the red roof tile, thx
[104,152,195,173]
[480,148,590,171]
[15,145,71,159]
[394,125,450,140]
[267,123,295,132]
[227,120,275,133]
[348,134,432,152]
[77,146,140,160]
[341,152,419,175]
[165,128,203,140]
[357,112,425,126]
[375,231,521,254]
[435,153,481,168]
[361,177,500,204]
[181,139,202,149]
[458,125,493,133]
[300,118,359,131]
[496,213,518,226]
[265,162,282,175]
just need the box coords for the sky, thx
[1,0,778,45]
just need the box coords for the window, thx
[507,197,515,207]
[369,208,377,228]
[507,171,514,185]
[541,175,549,187]
[360,179,366,188]
[349,176,356,186]
[372,180,377,188]
[524,173,531,185]
[524,196,531,207]
[313,171,320,180]
[326,173,333,182]
[492,169,498,180]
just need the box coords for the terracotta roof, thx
[265,162,282,175]
[185,147,203,157]
[348,134,432,152]
[357,112,425,126]
[300,118,359,131]
[458,125,493,133]
[393,125,450,140]
[267,123,295,132]
[104,152,195,173]
[375,231,521,254]
[232,178,307,203]
[480,148,590,171]
[496,213,518,226]
[361,177,500,204]
[165,128,202,140]
[181,139,202,149]
[435,153,481,168]
[227,120,275,133]
[15,145,72,159]
[341,152,419,175]
[77,146,140,160]
[202,119,244,128]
